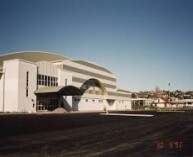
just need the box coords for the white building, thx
[171,99,193,108]
[0,51,131,112]
[151,97,171,108]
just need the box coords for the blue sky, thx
[0,0,193,91]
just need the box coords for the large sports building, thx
[0,51,131,112]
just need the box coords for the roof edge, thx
[0,50,70,60]
[72,59,113,74]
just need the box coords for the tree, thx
[155,86,161,94]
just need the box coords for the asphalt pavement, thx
[0,111,192,157]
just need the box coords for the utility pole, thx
[168,83,171,105]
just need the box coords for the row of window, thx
[37,74,58,86]
[74,98,104,103]
[74,98,125,103]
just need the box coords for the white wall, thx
[72,92,106,111]
[71,89,132,111]
[116,100,132,110]
[0,73,4,111]
[54,60,116,79]
[74,97,104,111]
[18,60,37,112]
[58,69,73,109]
[157,104,165,108]
[2,59,37,112]
[58,69,72,86]
[36,61,58,76]
[3,60,19,112]
[73,96,131,111]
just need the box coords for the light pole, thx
[168,83,171,105]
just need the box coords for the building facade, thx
[0,51,131,112]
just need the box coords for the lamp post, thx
[168,83,171,105]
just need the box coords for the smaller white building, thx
[171,99,193,108]
[131,98,153,109]
[151,97,171,108]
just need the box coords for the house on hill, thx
[152,97,171,108]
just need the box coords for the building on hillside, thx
[171,99,193,108]
[151,97,171,108]
[0,51,131,112]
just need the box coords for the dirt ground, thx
[0,111,192,157]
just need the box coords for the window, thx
[37,74,58,87]
[38,74,41,85]
[48,76,50,86]
[45,76,48,86]
[75,98,80,102]
[99,100,103,103]
[65,78,67,86]
[26,71,29,97]
[51,77,53,86]
[42,75,45,85]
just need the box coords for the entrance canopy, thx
[34,85,83,96]
[80,78,108,95]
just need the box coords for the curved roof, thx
[0,51,68,65]
[0,51,113,75]
[73,60,112,74]
[80,78,108,95]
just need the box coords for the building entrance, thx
[37,97,58,111]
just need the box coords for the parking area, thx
[0,111,192,156]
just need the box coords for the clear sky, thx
[0,0,193,92]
